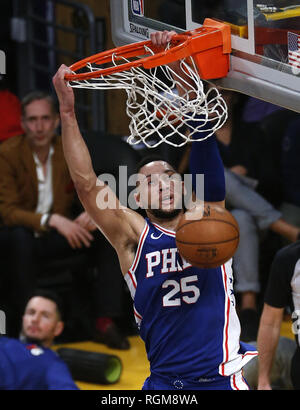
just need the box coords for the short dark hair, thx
[26,289,64,321]
[21,91,58,116]
[135,155,177,175]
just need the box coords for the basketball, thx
[176,204,239,268]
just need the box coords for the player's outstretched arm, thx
[52,65,144,266]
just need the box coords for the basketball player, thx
[53,30,257,390]
[0,291,78,390]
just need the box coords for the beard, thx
[146,193,185,220]
[149,207,182,220]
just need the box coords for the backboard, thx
[110,0,300,112]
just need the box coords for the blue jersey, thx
[125,219,257,380]
[0,337,78,390]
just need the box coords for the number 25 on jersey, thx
[162,275,200,307]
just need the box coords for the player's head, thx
[21,91,59,150]
[22,290,64,348]
[134,155,184,220]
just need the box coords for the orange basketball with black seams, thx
[176,204,239,269]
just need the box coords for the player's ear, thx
[134,191,141,208]
[54,320,64,337]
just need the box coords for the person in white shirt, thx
[0,92,130,349]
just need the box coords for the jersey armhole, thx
[127,221,149,276]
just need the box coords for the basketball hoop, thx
[65,19,231,148]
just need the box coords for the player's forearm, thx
[60,111,96,192]
[257,322,281,388]
[189,135,225,202]
[151,31,196,100]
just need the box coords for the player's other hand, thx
[150,30,177,48]
[52,64,75,115]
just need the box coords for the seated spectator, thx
[0,91,130,349]
[0,290,79,390]
[0,76,23,142]
[224,168,299,340]
[215,90,295,207]
[280,115,300,230]
[242,95,299,207]
[188,89,300,340]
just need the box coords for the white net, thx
[68,44,228,148]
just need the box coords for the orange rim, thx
[64,20,231,82]
[65,34,189,81]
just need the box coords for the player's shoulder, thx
[0,336,14,347]
[45,349,73,373]
[0,336,23,346]
[0,337,34,355]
